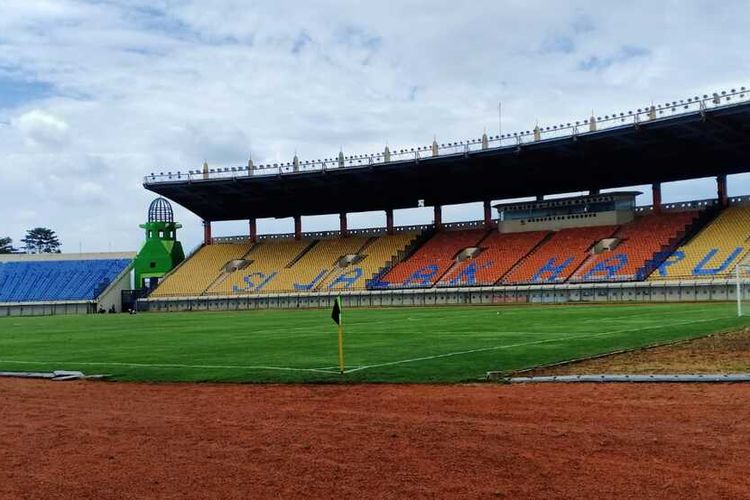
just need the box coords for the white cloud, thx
[14,109,70,149]
[0,0,749,252]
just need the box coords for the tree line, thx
[0,228,62,254]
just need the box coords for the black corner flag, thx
[331,296,342,326]
[331,296,344,374]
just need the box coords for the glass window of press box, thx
[499,196,636,221]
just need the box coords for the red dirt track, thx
[1,380,749,499]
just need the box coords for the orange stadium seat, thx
[503,225,618,284]
[438,230,549,286]
[377,229,489,287]
[572,211,699,282]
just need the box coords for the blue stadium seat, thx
[0,259,131,302]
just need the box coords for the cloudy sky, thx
[1,0,749,252]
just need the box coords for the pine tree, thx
[21,227,61,254]
[0,236,15,254]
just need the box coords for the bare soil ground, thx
[1,379,749,499]
[531,328,750,376]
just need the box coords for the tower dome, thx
[135,197,184,289]
[147,197,174,223]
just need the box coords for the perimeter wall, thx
[0,301,95,317]
[137,280,741,312]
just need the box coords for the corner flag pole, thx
[737,264,742,317]
[338,324,345,375]
[331,296,345,375]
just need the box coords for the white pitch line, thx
[0,316,731,377]
[0,359,340,374]
[343,316,728,374]
[314,365,363,370]
[362,330,592,337]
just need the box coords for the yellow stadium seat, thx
[262,236,371,293]
[208,239,312,295]
[320,233,418,291]
[206,233,419,294]
[651,206,750,279]
[151,243,253,297]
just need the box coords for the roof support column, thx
[339,212,348,237]
[589,188,600,195]
[536,195,544,201]
[434,205,443,230]
[203,220,212,245]
[386,209,394,235]
[483,200,495,229]
[717,174,728,207]
[652,183,662,214]
[249,218,257,243]
[294,215,302,240]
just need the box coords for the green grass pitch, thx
[0,302,747,383]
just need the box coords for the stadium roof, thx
[144,89,750,221]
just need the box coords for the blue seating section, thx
[0,259,132,302]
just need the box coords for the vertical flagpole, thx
[338,325,345,375]
[331,295,345,375]
[737,264,742,317]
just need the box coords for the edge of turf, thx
[499,326,746,379]
[2,303,743,385]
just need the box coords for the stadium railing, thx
[145,87,749,184]
[211,220,487,244]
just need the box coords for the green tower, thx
[134,197,185,289]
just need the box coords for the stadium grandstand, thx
[4,86,750,315]
[142,194,750,299]
[132,86,750,312]
[0,252,135,316]
[0,199,176,317]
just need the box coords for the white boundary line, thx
[0,316,730,377]
[0,359,341,375]
[343,316,728,374]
